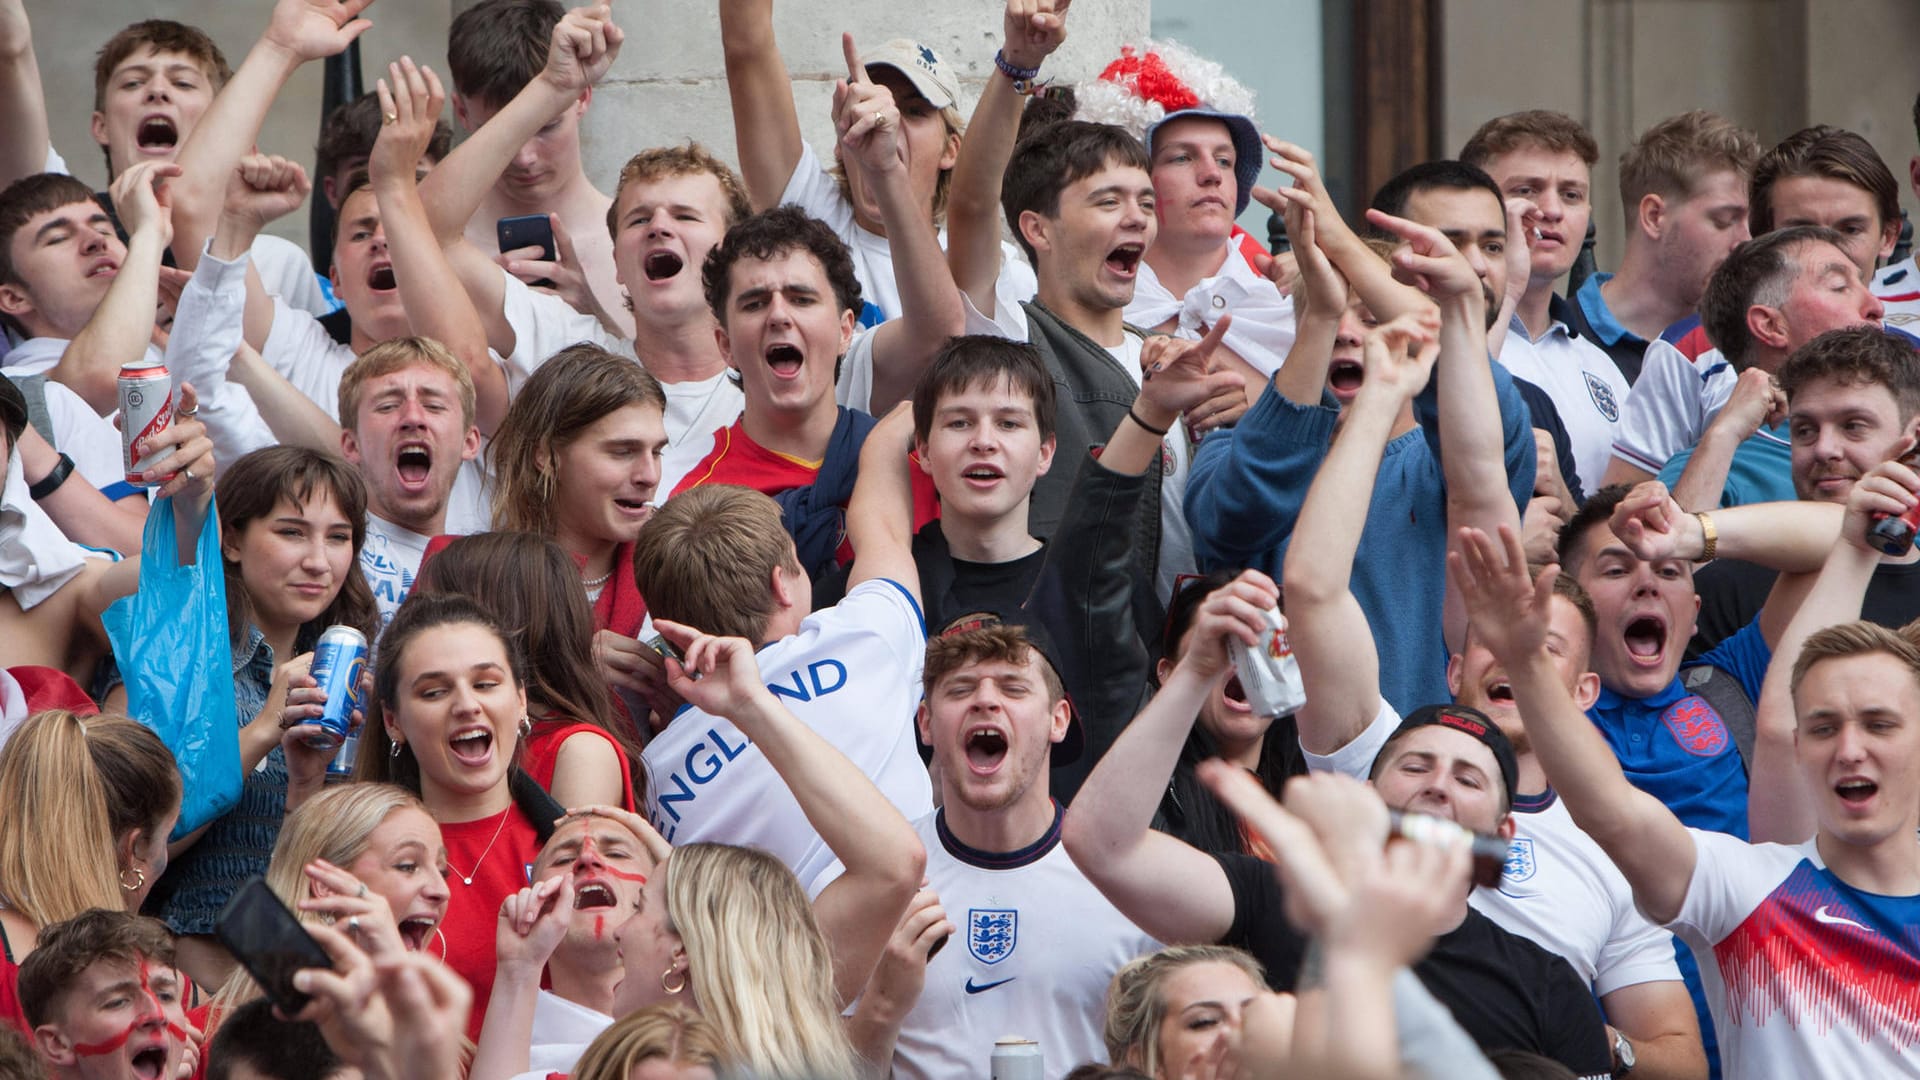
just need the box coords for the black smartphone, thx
[215,877,331,1014]
[495,214,557,288]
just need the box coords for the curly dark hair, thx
[701,205,863,326]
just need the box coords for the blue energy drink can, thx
[306,625,368,751]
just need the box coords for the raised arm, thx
[944,0,1069,317]
[1747,458,1905,843]
[1668,368,1785,511]
[1262,140,1426,324]
[834,35,965,413]
[1247,189,1344,408]
[372,59,509,434]
[1284,314,1438,754]
[656,621,925,1005]
[845,404,921,603]
[15,429,146,553]
[1610,481,1840,646]
[1365,207,1512,651]
[717,0,806,210]
[416,3,621,360]
[0,0,48,190]
[1060,572,1277,945]
[169,0,373,262]
[50,162,175,413]
[1453,525,1698,924]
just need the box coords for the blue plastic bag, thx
[102,496,239,839]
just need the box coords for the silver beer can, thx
[118,361,173,486]
[989,1037,1042,1080]
[1229,605,1308,718]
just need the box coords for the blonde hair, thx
[336,336,479,432]
[1791,620,1920,697]
[664,844,857,1079]
[1104,945,1266,1075]
[0,711,180,928]
[569,1003,734,1080]
[606,143,754,241]
[1618,110,1762,213]
[208,784,430,1022]
[488,343,666,536]
[632,485,799,641]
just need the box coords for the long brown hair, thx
[412,532,640,769]
[358,593,529,791]
[487,344,666,537]
[0,711,180,927]
[215,446,378,648]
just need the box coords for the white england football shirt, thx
[1671,829,1920,1079]
[1498,314,1629,499]
[886,807,1160,1080]
[640,578,934,894]
[1310,699,1680,998]
[1610,327,1732,478]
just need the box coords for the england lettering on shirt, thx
[1671,830,1920,1079]
[362,515,430,630]
[639,578,933,893]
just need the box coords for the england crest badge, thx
[967,908,1017,965]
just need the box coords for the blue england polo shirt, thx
[1585,618,1772,840]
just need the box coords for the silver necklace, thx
[447,808,511,886]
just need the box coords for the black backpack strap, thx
[1683,664,1757,773]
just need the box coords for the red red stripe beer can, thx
[118,361,173,487]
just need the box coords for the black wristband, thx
[1127,407,1170,438]
[28,452,75,501]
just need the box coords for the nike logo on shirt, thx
[1812,905,1872,932]
[965,976,1016,994]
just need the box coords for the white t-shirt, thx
[362,514,430,630]
[1871,255,1920,343]
[1498,314,1628,499]
[1610,334,1732,477]
[0,449,90,608]
[504,989,613,1080]
[639,577,934,894]
[1309,698,1680,998]
[2,339,133,494]
[1671,829,1920,1080]
[780,142,1037,340]
[885,809,1160,1080]
[497,272,744,497]
[1125,252,1296,378]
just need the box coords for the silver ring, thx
[356,884,369,899]
[347,916,361,933]
[183,468,197,483]
[177,407,198,418]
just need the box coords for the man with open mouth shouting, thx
[18,911,194,1080]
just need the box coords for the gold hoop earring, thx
[119,866,146,892]
[661,964,686,995]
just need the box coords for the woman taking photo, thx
[0,709,181,1035]
[360,592,564,1040]
[205,782,451,1030]
[149,446,380,989]
[412,532,639,810]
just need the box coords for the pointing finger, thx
[1193,312,1232,360]
[842,32,869,84]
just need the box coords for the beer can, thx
[305,625,369,750]
[1229,605,1307,718]
[989,1037,1042,1080]
[327,732,360,777]
[118,361,173,486]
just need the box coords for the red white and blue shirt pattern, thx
[1673,830,1920,1079]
